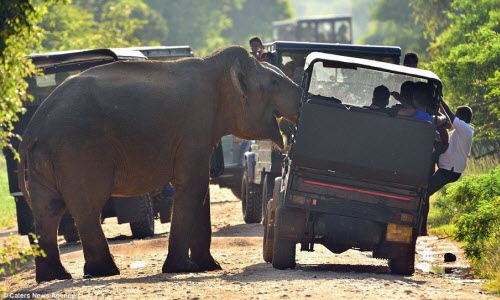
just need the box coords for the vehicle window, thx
[309,62,427,107]
[27,70,82,106]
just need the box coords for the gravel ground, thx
[0,184,496,299]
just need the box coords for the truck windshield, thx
[309,62,428,108]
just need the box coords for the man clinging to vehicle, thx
[420,100,474,235]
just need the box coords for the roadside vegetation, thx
[0,159,15,229]
[429,161,500,293]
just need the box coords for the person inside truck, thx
[403,52,419,68]
[290,53,306,84]
[260,52,275,64]
[367,85,390,110]
[390,80,415,108]
[420,100,474,235]
[397,82,448,125]
[249,36,268,61]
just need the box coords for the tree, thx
[223,0,294,46]
[429,0,500,140]
[360,0,429,59]
[0,0,58,152]
[41,0,167,51]
[145,0,236,55]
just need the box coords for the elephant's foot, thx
[36,264,72,283]
[191,254,222,272]
[83,260,120,278]
[162,256,199,273]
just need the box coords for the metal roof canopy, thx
[305,52,441,84]
[265,41,401,57]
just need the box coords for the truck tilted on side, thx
[264,52,442,275]
[240,41,402,224]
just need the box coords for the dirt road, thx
[1,185,496,299]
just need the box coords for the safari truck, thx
[263,52,442,275]
[2,46,204,243]
[240,41,402,224]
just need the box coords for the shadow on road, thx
[212,223,263,237]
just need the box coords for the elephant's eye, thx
[272,79,279,86]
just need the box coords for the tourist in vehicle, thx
[282,61,294,78]
[397,82,448,125]
[260,52,275,64]
[390,80,415,107]
[367,85,390,110]
[420,100,474,235]
[249,36,268,61]
[403,52,419,68]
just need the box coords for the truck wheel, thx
[261,174,272,220]
[262,199,274,263]
[151,188,173,223]
[60,212,80,243]
[272,208,296,270]
[389,234,417,275]
[130,194,155,239]
[241,170,262,224]
[229,168,243,197]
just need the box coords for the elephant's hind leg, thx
[66,196,119,278]
[29,176,72,283]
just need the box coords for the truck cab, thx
[3,46,197,242]
[240,41,402,224]
[263,52,443,275]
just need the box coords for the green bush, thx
[430,166,500,293]
[0,234,45,293]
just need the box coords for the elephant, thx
[17,46,302,283]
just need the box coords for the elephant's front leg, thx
[189,188,221,271]
[162,168,210,273]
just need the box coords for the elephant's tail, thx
[17,134,38,205]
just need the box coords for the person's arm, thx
[433,111,450,128]
[390,91,401,102]
[441,98,455,123]
[397,106,415,117]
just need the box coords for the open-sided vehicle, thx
[240,41,401,224]
[2,46,208,242]
[263,52,442,275]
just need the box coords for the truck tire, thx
[60,212,80,243]
[229,168,243,197]
[129,194,155,239]
[262,199,274,263]
[261,174,271,220]
[272,208,296,270]
[241,170,262,224]
[389,233,417,275]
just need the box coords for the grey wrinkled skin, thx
[17,46,302,283]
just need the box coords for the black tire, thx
[151,189,173,223]
[389,233,417,275]
[272,208,296,270]
[60,212,80,243]
[241,170,262,224]
[130,195,155,239]
[262,200,274,263]
[261,174,271,220]
[229,168,243,197]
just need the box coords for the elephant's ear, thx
[230,58,248,102]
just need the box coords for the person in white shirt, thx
[420,99,474,235]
